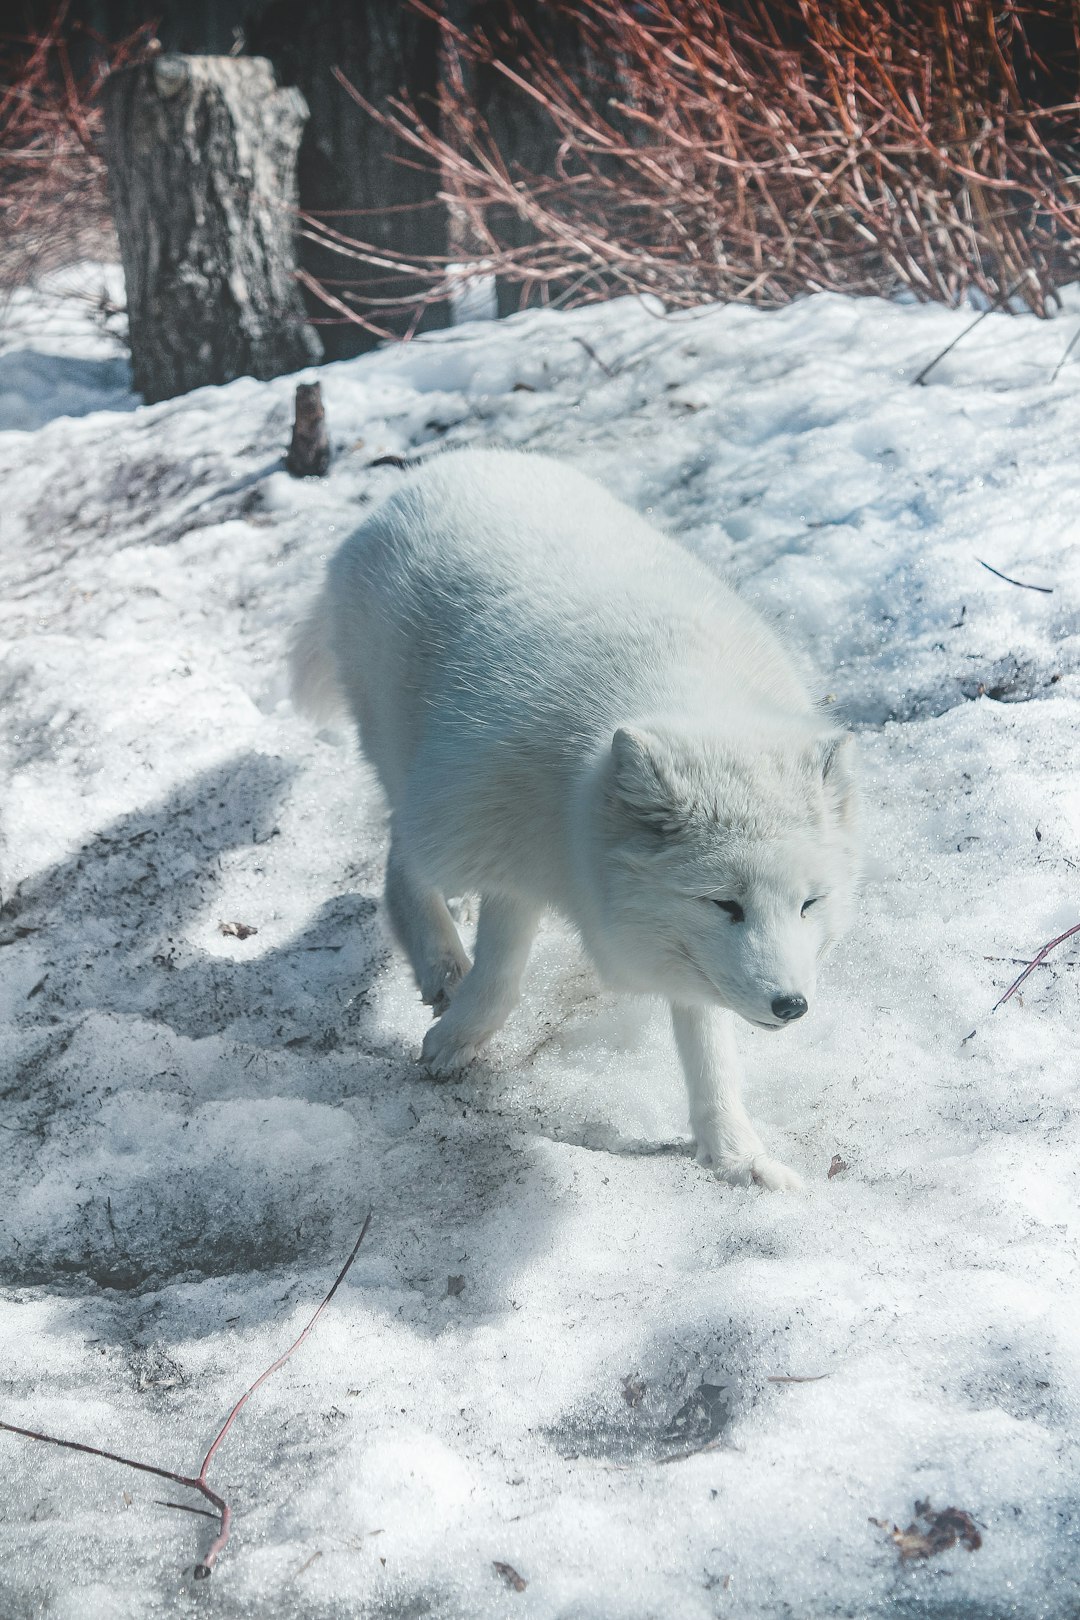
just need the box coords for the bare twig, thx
[767,1373,830,1384]
[983,956,1058,966]
[655,1434,729,1465]
[1051,323,1080,384]
[290,1549,324,1581]
[1,1213,372,1580]
[976,558,1053,594]
[572,334,616,377]
[991,923,1080,1013]
[913,274,1031,385]
[910,304,994,386]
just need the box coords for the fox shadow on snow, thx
[1,751,567,1328]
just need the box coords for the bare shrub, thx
[0,4,154,311]
[303,0,1080,332]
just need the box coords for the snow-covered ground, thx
[1,265,1079,1619]
[0,263,133,433]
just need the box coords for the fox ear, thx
[611,727,688,833]
[817,732,857,824]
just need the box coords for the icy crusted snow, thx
[1,273,1079,1619]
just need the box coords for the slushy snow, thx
[1,264,1079,1619]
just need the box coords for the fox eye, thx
[801,897,822,916]
[712,899,745,922]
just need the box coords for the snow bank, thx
[0,264,134,432]
[1,273,1079,1618]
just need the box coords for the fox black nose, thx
[771,993,808,1023]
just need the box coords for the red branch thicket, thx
[0,4,154,302]
[304,0,1080,335]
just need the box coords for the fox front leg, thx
[421,893,539,1073]
[670,1004,805,1193]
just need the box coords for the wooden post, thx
[102,54,322,404]
[286,381,330,477]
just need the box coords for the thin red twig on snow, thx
[991,923,1080,1013]
[0,1212,372,1580]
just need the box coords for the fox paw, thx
[418,953,469,1016]
[419,1015,488,1075]
[748,1154,805,1194]
[695,1143,805,1194]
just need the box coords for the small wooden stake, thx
[286,381,331,477]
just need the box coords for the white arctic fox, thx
[292,449,858,1191]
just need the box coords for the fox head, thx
[592,719,859,1026]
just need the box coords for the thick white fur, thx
[291,449,859,1191]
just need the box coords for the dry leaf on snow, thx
[219,920,258,940]
[872,1499,982,1562]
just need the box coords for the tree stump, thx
[102,54,322,404]
[286,381,330,477]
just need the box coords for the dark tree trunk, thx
[452,3,597,318]
[102,53,322,403]
[245,1,448,359]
